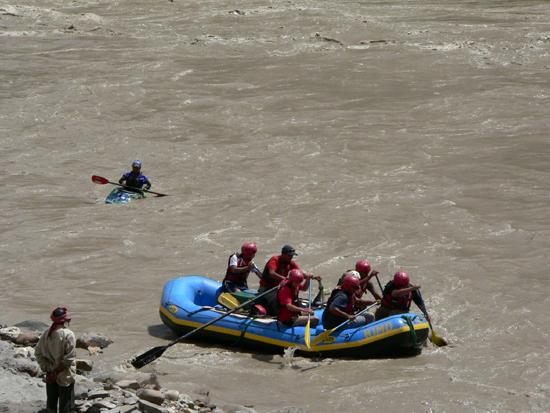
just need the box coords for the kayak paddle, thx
[91,175,168,197]
[131,284,280,369]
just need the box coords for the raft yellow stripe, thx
[159,306,429,352]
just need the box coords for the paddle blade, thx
[218,293,240,310]
[304,318,312,349]
[430,330,448,347]
[312,329,332,346]
[92,175,109,185]
[131,345,167,369]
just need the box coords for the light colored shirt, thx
[34,326,76,386]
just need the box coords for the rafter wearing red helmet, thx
[277,269,319,327]
[375,271,430,322]
[323,271,377,329]
[222,242,262,293]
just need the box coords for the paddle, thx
[304,280,313,349]
[312,302,379,346]
[130,284,280,369]
[417,290,448,347]
[91,175,168,197]
[217,292,240,310]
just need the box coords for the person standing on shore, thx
[35,307,76,413]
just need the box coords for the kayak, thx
[105,188,146,204]
[159,275,430,358]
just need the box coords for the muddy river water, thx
[1,0,549,411]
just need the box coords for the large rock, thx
[76,359,93,373]
[77,333,113,350]
[115,379,140,390]
[14,320,49,333]
[137,389,165,405]
[14,332,40,346]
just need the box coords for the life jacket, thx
[260,256,297,288]
[277,280,300,321]
[381,281,412,311]
[224,253,250,284]
[326,287,355,315]
[124,172,146,190]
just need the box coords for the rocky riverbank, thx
[0,321,305,413]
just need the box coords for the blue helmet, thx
[132,160,142,168]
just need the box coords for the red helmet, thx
[50,307,71,324]
[241,242,257,259]
[355,259,371,275]
[393,271,410,287]
[341,274,361,293]
[288,269,304,285]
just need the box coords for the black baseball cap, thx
[281,245,298,256]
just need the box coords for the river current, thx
[1,1,549,412]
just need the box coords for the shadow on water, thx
[147,324,178,340]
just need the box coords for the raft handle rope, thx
[401,315,418,345]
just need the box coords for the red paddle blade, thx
[92,175,109,185]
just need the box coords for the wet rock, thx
[138,398,167,413]
[135,372,161,389]
[77,333,113,349]
[76,359,93,372]
[137,388,165,405]
[116,379,140,390]
[164,389,179,401]
[14,320,49,333]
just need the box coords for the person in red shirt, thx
[277,269,319,327]
[259,244,302,292]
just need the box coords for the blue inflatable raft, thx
[159,276,430,357]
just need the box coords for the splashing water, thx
[281,346,299,369]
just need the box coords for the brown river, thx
[1,0,549,411]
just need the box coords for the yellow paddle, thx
[218,292,240,310]
[416,290,448,347]
[427,318,448,347]
[304,281,312,349]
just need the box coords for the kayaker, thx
[277,269,319,327]
[118,160,151,192]
[374,271,431,321]
[222,242,262,292]
[323,272,377,329]
[34,307,76,413]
